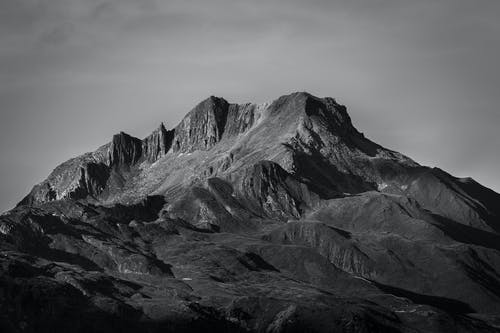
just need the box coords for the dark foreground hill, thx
[2,92,500,332]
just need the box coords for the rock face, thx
[4,92,500,332]
[142,123,174,162]
[234,161,318,220]
[108,132,143,167]
[172,96,230,152]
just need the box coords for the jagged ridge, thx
[5,91,500,332]
[19,92,499,235]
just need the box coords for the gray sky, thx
[1,0,499,212]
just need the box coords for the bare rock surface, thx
[3,92,500,332]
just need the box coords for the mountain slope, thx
[3,92,500,332]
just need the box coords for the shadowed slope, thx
[6,92,500,332]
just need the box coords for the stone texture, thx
[172,96,230,152]
[107,132,143,167]
[233,160,318,220]
[5,92,500,332]
[142,123,174,162]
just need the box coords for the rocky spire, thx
[172,96,230,152]
[107,132,143,167]
[142,122,174,162]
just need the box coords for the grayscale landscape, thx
[2,92,500,332]
[1,1,499,332]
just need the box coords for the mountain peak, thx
[265,91,352,137]
[108,131,142,167]
[143,122,174,162]
[8,91,500,332]
[196,95,229,110]
[172,95,230,152]
[273,91,337,103]
[20,91,416,207]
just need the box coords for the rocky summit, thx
[2,92,500,332]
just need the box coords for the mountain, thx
[2,92,500,332]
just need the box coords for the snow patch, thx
[377,183,388,191]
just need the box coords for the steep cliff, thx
[107,132,143,167]
[142,123,174,162]
[172,96,230,152]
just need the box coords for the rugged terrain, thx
[2,92,500,332]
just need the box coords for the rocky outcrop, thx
[274,93,418,196]
[222,103,263,138]
[107,132,143,167]
[232,161,319,220]
[18,160,110,206]
[68,163,110,199]
[142,123,174,162]
[107,125,176,168]
[164,185,247,232]
[172,96,229,152]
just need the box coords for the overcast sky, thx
[1,0,499,212]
